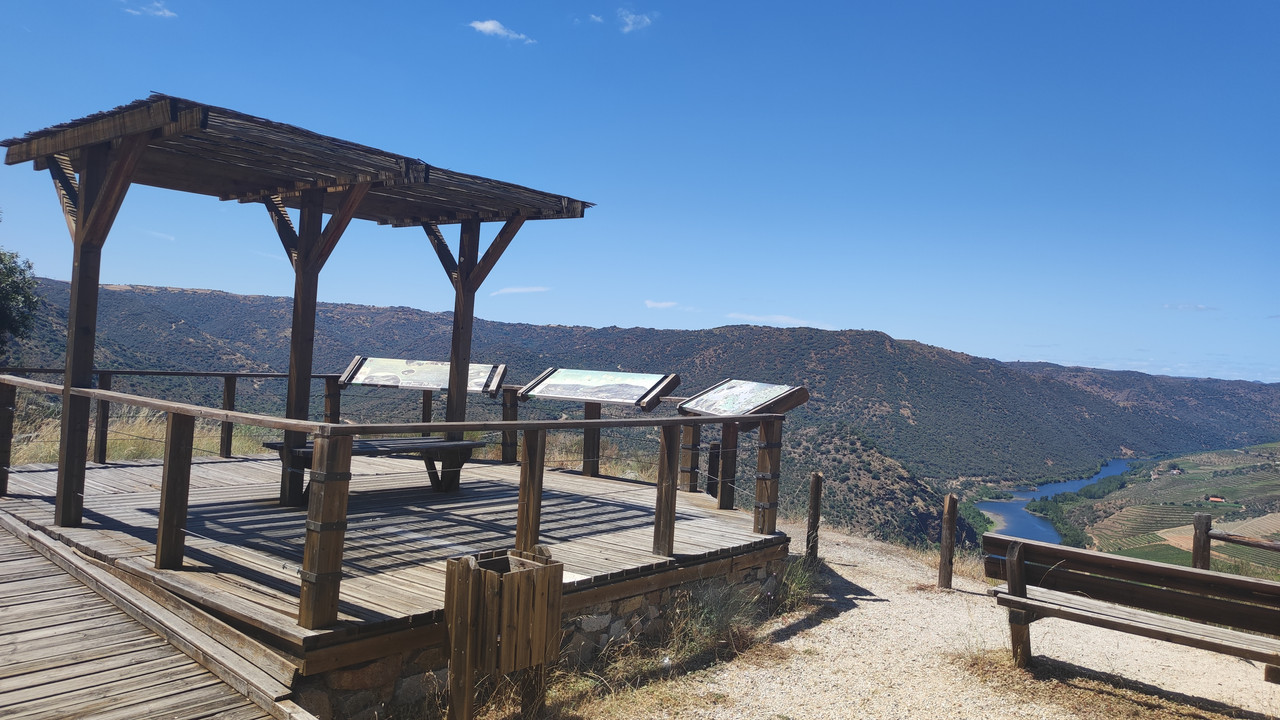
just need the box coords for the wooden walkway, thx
[0,455,787,672]
[0,526,273,719]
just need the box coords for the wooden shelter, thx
[1,94,590,522]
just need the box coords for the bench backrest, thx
[983,533,1280,637]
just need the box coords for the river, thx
[974,459,1132,543]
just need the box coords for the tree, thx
[0,214,38,355]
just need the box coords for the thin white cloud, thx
[1163,303,1218,312]
[590,14,604,23]
[144,230,176,242]
[645,300,677,309]
[618,9,653,33]
[469,19,535,44]
[123,1,176,17]
[727,312,828,329]
[491,286,549,296]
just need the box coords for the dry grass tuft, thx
[956,650,1274,720]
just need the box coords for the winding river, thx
[975,459,1132,543]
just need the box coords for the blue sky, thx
[1,2,1277,382]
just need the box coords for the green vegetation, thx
[0,242,37,356]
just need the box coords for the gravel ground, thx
[644,523,1280,720]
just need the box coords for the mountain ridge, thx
[7,278,1279,545]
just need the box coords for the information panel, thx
[339,357,506,396]
[520,368,680,410]
[678,379,809,417]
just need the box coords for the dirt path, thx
[616,523,1280,719]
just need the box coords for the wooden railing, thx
[0,374,785,630]
[1192,512,1280,570]
[0,367,341,461]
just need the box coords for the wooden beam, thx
[76,133,149,249]
[679,424,700,492]
[156,412,195,570]
[264,195,298,263]
[312,182,372,271]
[717,423,738,511]
[515,429,547,552]
[5,98,177,166]
[422,223,459,287]
[92,372,111,464]
[55,137,144,527]
[444,219,480,451]
[465,216,525,293]
[0,382,14,496]
[582,402,601,477]
[653,425,680,556]
[501,387,519,463]
[753,419,782,534]
[279,189,325,506]
[219,376,236,458]
[47,154,79,238]
[298,433,352,629]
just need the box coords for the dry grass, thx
[957,650,1275,720]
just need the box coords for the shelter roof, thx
[2,94,590,226]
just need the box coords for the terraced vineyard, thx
[1089,505,1233,549]
[1080,444,1280,578]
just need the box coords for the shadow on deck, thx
[0,454,788,675]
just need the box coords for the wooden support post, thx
[653,425,680,557]
[706,442,721,499]
[57,137,147,527]
[1192,512,1213,570]
[679,424,700,492]
[0,382,15,496]
[156,412,195,570]
[1006,541,1032,668]
[754,419,783,535]
[582,402,601,477]
[92,371,111,464]
[501,388,519,464]
[516,430,547,553]
[806,471,824,565]
[421,389,433,432]
[219,375,236,458]
[441,220,481,492]
[280,189,325,507]
[718,424,738,511]
[938,493,958,589]
[1266,664,1279,684]
[324,377,341,425]
[298,433,353,629]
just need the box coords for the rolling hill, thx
[6,278,1279,545]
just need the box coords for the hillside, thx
[6,279,1280,545]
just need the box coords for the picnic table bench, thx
[264,436,485,491]
[983,532,1280,684]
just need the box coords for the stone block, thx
[326,655,402,692]
[578,613,611,633]
[617,595,645,615]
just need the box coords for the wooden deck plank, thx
[0,454,785,662]
[0,524,272,720]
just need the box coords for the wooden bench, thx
[983,533,1280,684]
[264,437,485,491]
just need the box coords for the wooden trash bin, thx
[445,547,564,720]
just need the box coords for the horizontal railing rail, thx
[0,374,787,630]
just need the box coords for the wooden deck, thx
[0,455,787,673]
[0,526,273,720]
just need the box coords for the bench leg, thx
[1009,608,1032,668]
[1266,664,1279,684]
[424,456,443,491]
